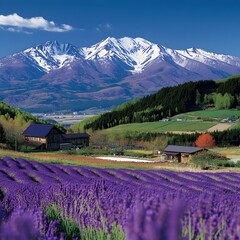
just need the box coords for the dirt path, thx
[207,123,232,132]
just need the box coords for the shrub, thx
[45,204,125,240]
[191,151,232,169]
[195,133,215,148]
[45,204,80,239]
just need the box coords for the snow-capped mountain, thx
[22,40,84,72]
[82,37,161,73]
[1,37,240,112]
[5,37,240,77]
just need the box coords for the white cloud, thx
[96,23,112,32]
[3,27,32,34]
[0,13,74,32]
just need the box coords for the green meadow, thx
[103,120,216,135]
[172,109,240,120]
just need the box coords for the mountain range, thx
[1,37,240,112]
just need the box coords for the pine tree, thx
[196,90,201,106]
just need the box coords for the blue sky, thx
[0,0,240,57]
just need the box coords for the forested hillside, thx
[70,76,240,132]
[0,102,63,149]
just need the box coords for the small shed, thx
[163,145,203,163]
[63,133,90,148]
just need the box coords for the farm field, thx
[173,109,240,120]
[0,149,160,169]
[207,123,232,132]
[104,121,217,135]
[0,156,240,239]
[0,149,239,172]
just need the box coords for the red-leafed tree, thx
[195,133,215,148]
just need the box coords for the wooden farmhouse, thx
[23,124,89,151]
[163,145,203,163]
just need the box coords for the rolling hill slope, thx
[70,76,240,132]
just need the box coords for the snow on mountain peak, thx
[23,41,84,72]
[83,37,162,73]
[36,41,84,58]
[15,36,240,74]
[175,46,240,68]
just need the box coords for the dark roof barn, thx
[22,124,63,137]
[164,145,203,154]
[23,124,90,151]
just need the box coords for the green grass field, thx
[172,109,240,120]
[104,121,216,135]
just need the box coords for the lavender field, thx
[0,156,240,239]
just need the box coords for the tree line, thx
[169,128,240,147]
[118,128,240,148]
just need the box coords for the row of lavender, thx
[0,156,240,239]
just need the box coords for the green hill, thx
[0,101,45,123]
[215,74,240,83]
[70,76,240,132]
